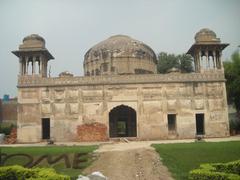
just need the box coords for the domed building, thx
[84,35,157,76]
[13,29,230,143]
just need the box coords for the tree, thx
[157,52,193,73]
[178,54,194,73]
[157,52,178,73]
[224,51,240,118]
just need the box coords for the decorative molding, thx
[18,72,226,88]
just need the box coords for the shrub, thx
[0,165,34,180]
[0,165,70,180]
[213,160,240,175]
[0,123,15,135]
[229,118,240,134]
[189,160,240,180]
[189,169,239,180]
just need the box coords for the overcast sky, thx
[0,0,239,98]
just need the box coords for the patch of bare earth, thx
[83,144,173,180]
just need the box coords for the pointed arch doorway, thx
[109,105,137,138]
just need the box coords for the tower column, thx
[40,56,43,75]
[205,50,209,69]
[213,51,216,69]
[219,51,223,69]
[43,59,47,77]
[22,57,25,75]
[24,57,26,74]
[19,57,22,75]
[45,60,48,76]
[196,50,200,72]
[21,57,24,75]
[199,51,201,72]
[26,56,29,74]
[38,60,41,74]
[40,56,48,77]
[32,56,36,74]
[194,54,197,72]
[199,51,202,72]
[43,60,46,77]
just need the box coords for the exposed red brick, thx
[0,98,17,123]
[4,128,17,144]
[76,122,108,141]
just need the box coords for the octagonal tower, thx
[12,34,54,77]
[187,28,229,73]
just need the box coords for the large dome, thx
[194,28,220,44]
[84,35,157,76]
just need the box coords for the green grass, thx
[152,141,240,180]
[0,145,98,178]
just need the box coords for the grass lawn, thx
[0,145,97,179]
[152,141,240,180]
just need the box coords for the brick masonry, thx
[76,122,108,142]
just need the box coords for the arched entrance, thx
[109,105,137,138]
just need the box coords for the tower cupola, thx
[12,34,54,77]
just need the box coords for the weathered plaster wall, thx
[17,73,229,142]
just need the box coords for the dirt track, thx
[83,142,173,180]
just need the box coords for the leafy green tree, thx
[157,52,178,73]
[224,51,240,118]
[178,54,194,73]
[157,52,193,73]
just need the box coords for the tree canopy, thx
[224,51,240,115]
[157,52,193,73]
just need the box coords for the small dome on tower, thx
[194,28,220,44]
[23,34,45,43]
[19,34,46,49]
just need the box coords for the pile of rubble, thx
[4,128,17,144]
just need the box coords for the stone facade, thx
[13,29,230,142]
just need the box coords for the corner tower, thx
[187,28,229,73]
[12,34,54,77]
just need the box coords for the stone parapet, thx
[18,72,225,88]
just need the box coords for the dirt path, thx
[83,142,173,180]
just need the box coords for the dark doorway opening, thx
[168,114,176,133]
[42,118,50,139]
[109,105,136,137]
[196,114,204,135]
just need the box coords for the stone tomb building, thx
[12,29,230,142]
